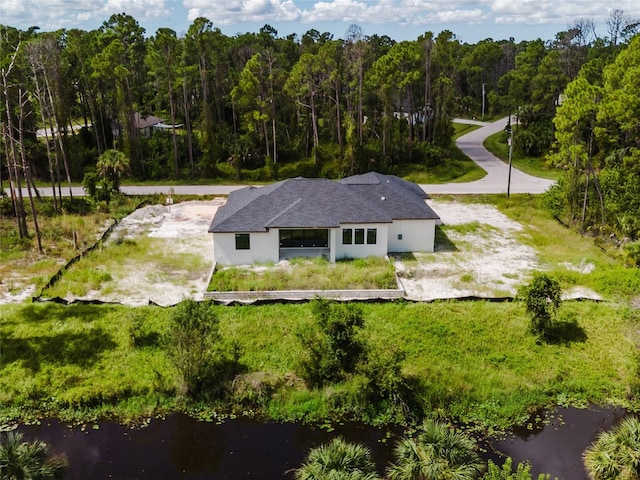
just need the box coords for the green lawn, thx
[452,122,481,139]
[397,143,487,185]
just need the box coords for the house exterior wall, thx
[387,219,436,253]
[213,230,279,265]
[213,221,435,265]
[333,223,389,260]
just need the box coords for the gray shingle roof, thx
[209,173,439,233]
[339,172,439,220]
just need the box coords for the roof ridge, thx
[265,197,302,226]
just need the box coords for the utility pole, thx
[482,82,486,120]
[506,121,514,198]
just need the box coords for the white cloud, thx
[2,0,640,40]
[288,0,491,25]
[185,0,301,24]
[0,0,172,30]
[487,0,640,25]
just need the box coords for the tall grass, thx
[41,235,208,298]
[1,299,637,428]
[0,196,149,298]
[209,256,397,291]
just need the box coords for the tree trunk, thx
[32,68,58,211]
[358,63,364,143]
[2,70,28,238]
[587,129,606,228]
[183,76,195,176]
[43,69,73,198]
[2,122,27,238]
[423,37,433,142]
[19,88,43,253]
[268,59,278,164]
[168,74,180,179]
[310,94,319,165]
[83,76,103,154]
[581,171,589,229]
[334,84,343,159]
[407,85,414,145]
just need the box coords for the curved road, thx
[420,116,554,194]
[24,116,554,197]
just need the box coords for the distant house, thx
[113,113,183,139]
[208,172,440,265]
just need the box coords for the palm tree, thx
[0,431,67,480]
[96,148,130,193]
[583,416,640,480]
[294,437,381,480]
[387,419,484,480]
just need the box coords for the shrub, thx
[163,299,221,400]
[518,273,562,339]
[294,437,380,480]
[387,419,484,480]
[623,240,640,268]
[296,299,365,387]
[357,346,406,404]
[483,458,550,479]
[583,416,640,480]
[0,431,67,480]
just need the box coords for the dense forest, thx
[0,11,639,246]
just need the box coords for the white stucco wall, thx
[333,224,389,260]
[213,220,433,265]
[387,219,436,253]
[329,229,337,262]
[213,230,279,265]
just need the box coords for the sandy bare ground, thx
[395,200,600,301]
[75,200,223,306]
[395,201,538,300]
[2,198,601,306]
[0,267,41,304]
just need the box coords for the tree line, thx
[548,32,640,251]
[1,11,639,246]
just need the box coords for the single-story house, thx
[113,113,183,139]
[208,172,440,265]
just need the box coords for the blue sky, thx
[1,0,638,43]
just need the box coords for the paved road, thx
[23,116,554,197]
[420,116,554,194]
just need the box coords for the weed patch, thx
[1,300,638,429]
[209,256,397,291]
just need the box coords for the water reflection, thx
[492,406,627,479]
[20,415,399,479]
[17,406,627,480]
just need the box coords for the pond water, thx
[16,406,627,480]
[492,405,627,479]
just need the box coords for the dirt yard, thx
[395,200,538,300]
[84,200,224,306]
[1,198,600,306]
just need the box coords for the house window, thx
[367,228,377,244]
[342,229,352,245]
[235,233,250,250]
[355,228,365,244]
[397,234,403,240]
[280,229,328,248]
